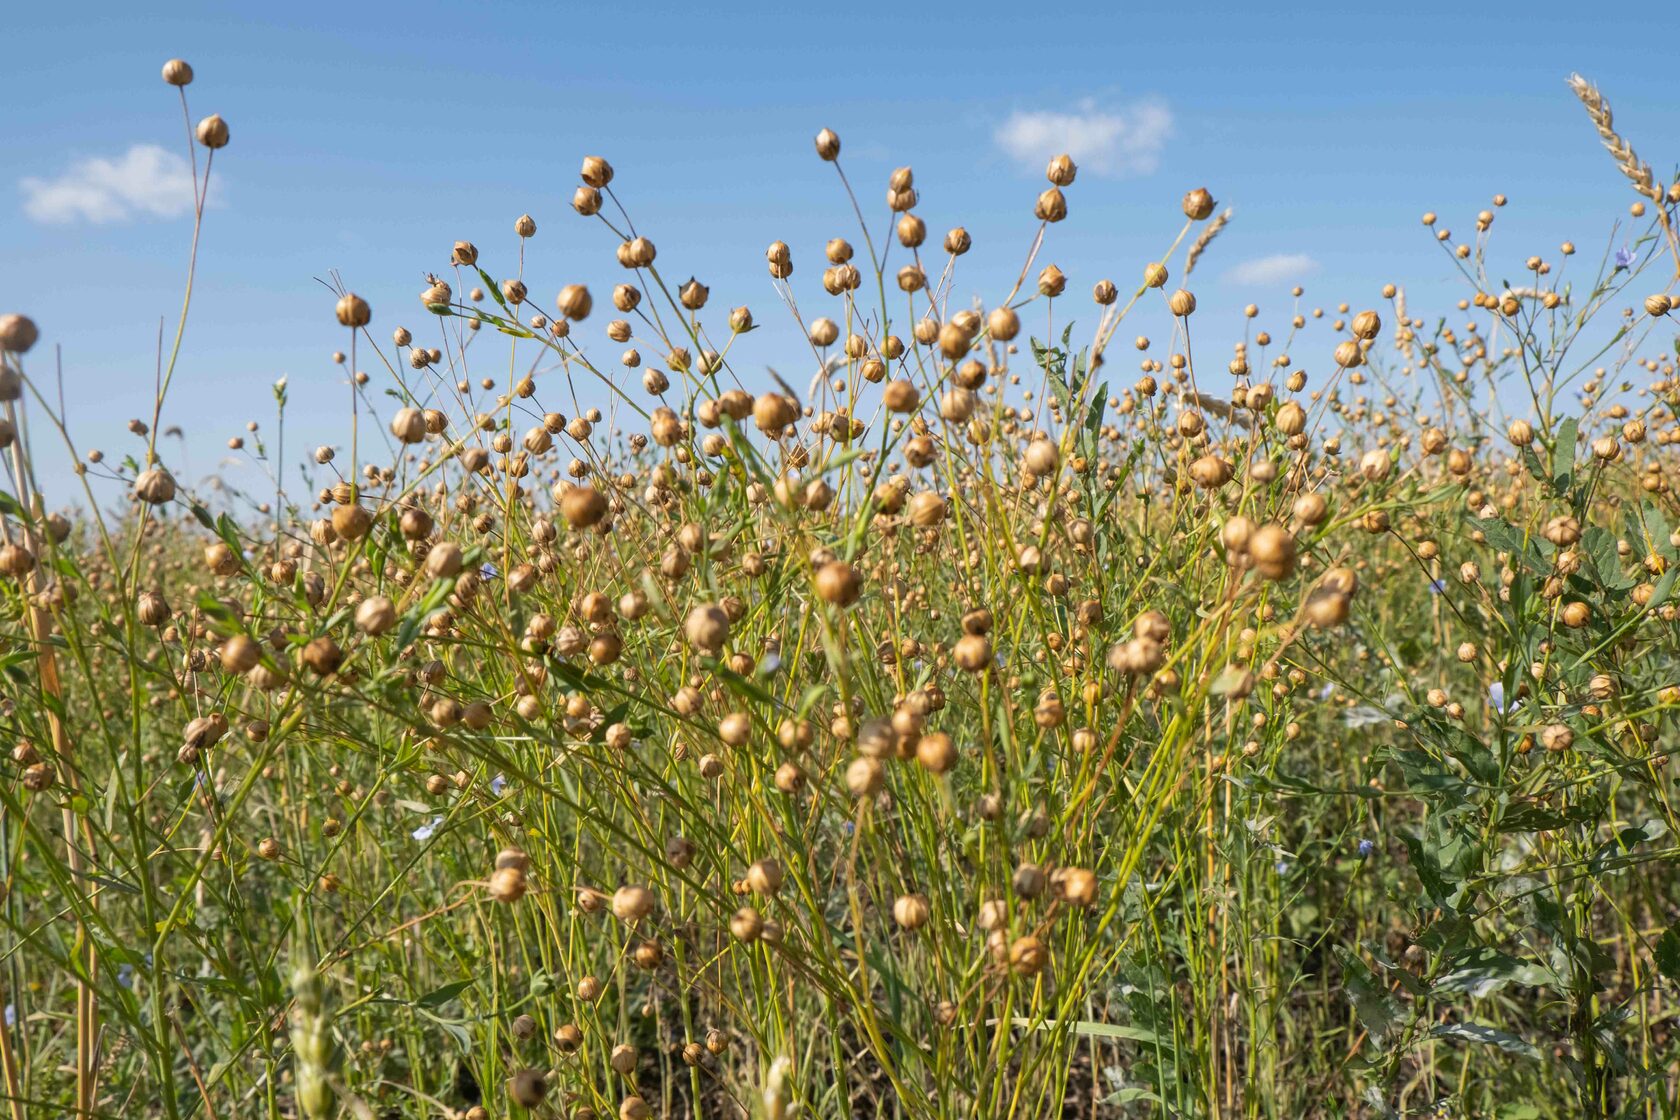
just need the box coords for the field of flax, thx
[1,59,1680,1120]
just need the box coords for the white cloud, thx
[1222,253,1319,286]
[20,144,208,225]
[994,97,1173,179]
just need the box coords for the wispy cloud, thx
[1223,253,1318,286]
[994,97,1172,179]
[20,144,210,225]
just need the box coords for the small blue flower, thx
[412,815,444,842]
[1319,682,1335,701]
[1429,578,1447,595]
[1357,839,1375,859]
[1488,681,1506,713]
[480,562,500,579]
[1615,244,1637,271]
[490,773,507,796]
[3,1005,13,1028]
[117,964,135,989]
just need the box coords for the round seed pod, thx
[684,603,730,653]
[815,561,861,606]
[1024,438,1059,476]
[196,114,229,149]
[488,866,527,903]
[953,634,991,672]
[555,284,593,321]
[508,1069,547,1109]
[883,380,919,413]
[559,485,608,528]
[612,884,655,923]
[0,315,39,354]
[1247,524,1297,580]
[580,155,614,187]
[893,893,930,930]
[390,406,426,443]
[845,756,885,797]
[745,858,783,895]
[916,732,956,774]
[133,469,177,505]
[1009,935,1048,975]
[1056,867,1098,907]
[729,907,763,942]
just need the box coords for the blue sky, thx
[1,1,1671,493]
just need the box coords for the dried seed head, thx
[1035,187,1068,222]
[161,58,194,86]
[555,284,593,321]
[612,884,655,923]
[893,893,930,929]
[508,1069,547,1108]
[580,155,614,187]
[335,294,371,328]
[133,468,177,505]
[1182,187,1215,220]
[1247,524,1297,580]
[573,186,602,215]
[196,114,230,149]
[488,865,527,903]
[684,603,731,653]
[559,485,608,528]
[0,315,38,354]
[815,561,861,606]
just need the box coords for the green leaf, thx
[1479,517,1546,575]
[1429,1021,1540,1060]
[415,979,473,1009]
[1335,947,1403,1047]
[476,267,510,311]
[1004,1017,1162,1044]
[1583,526,1636,592]
[1432,947,1548,997]
[1552,417,1578,491]
[1589,819,1667,873]
[1654,927,1680,984]
[1103,1087,1164,1106]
